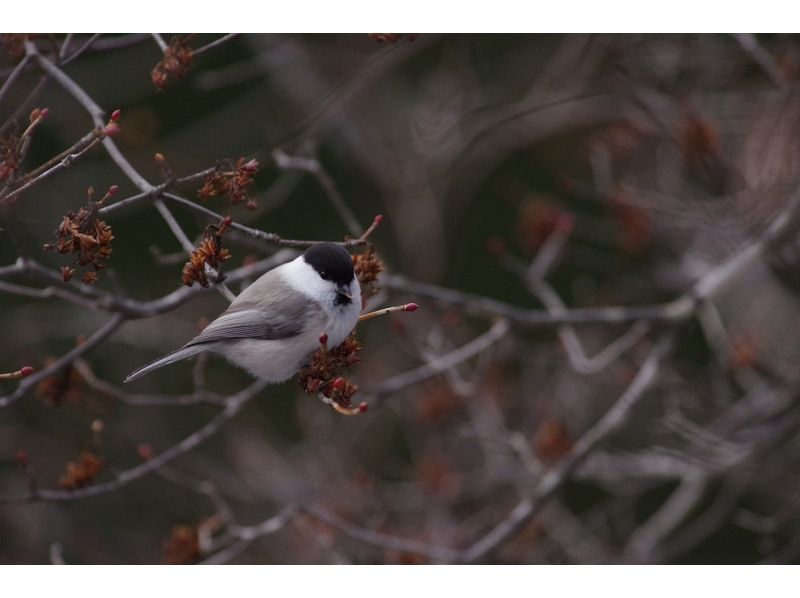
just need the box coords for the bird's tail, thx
[124,345,207,383]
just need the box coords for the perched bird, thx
[125,243,362,383]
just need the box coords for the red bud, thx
[19,366,34,377]
[555,212,575,234]
[403,303,419,312]
[332,377,347,392]
[103,123,120,137]
[240,159,259,174]
[137,443,154,461]
[110,109,122,122]
[108,185,119,196]
[374,214,384,225]
[39,107,50,120]
[358,402,369,413]
[318,333,328,345]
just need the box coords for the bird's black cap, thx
[303,243,354,287]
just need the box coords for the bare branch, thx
[458,335,674,563]
[0,380,268,503]
[0,315,124,408]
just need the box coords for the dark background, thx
[1,33,799,564]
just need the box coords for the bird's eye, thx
[319,269,328,279]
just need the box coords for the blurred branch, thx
[73,359,225,407]
[731,33,787,88]
[194,34,240,57]
[0,54,30,108]
[273,148,363,237]
[458,334,674,563]
[366,318,510,398]
[0,380,268,503]
[0,314,123,408]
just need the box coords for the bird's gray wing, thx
[185,306,304,347]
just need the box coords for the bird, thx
[125,242,362,384]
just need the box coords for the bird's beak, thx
[336,287,353,301]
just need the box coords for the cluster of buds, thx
[181,216,232,287]
[608,190,651,256]
[414,382,461,425]
[680,114,720,167]
[727,335,759,371]
[151,35,195,90]
[58,449,104,490]
[43,185,117,284]
[533,418,573,465]
[162,524,201,565]
[35,360,84,405]
[0,107,49,182]
[58,419,104,490]
[197,158,260,210]
[1,34,32,59]
[162,516,221,564]
[298,332,367,415]
[0,128,22,182]
[515,197,572,254]
[352,243,384,308]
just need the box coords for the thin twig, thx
[0,131,104,204]
[193,34,240,57]
[0,380,268,503]
[366,319,510,397]
[150,33,168,53]
[458,335,674,563]
[273,148,363,237]
[60,33,103,67]
[0,315,124,408]
[0,54,31,108]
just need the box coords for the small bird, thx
[125,243,362,384]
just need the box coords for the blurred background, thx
[2,33,800,564]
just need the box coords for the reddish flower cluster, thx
[151,35,194,90]
[58,450,104,490]
[533,418,573,465]
[727,335,759,371]
[43,186,116,284]
[0,128,21,182]
[197,158,260,210]
[162,525,201,565]
[414,382,461,425]
[35,361,84,406]
[1,34,32,59]
[181,217,232,287]
[414,455,462,499]
[516,197,567,253]
[608,190,652,256]
[298,332,364,411]
[680,115,720,167]
[1,108,48,183]
[352,245,384,307]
